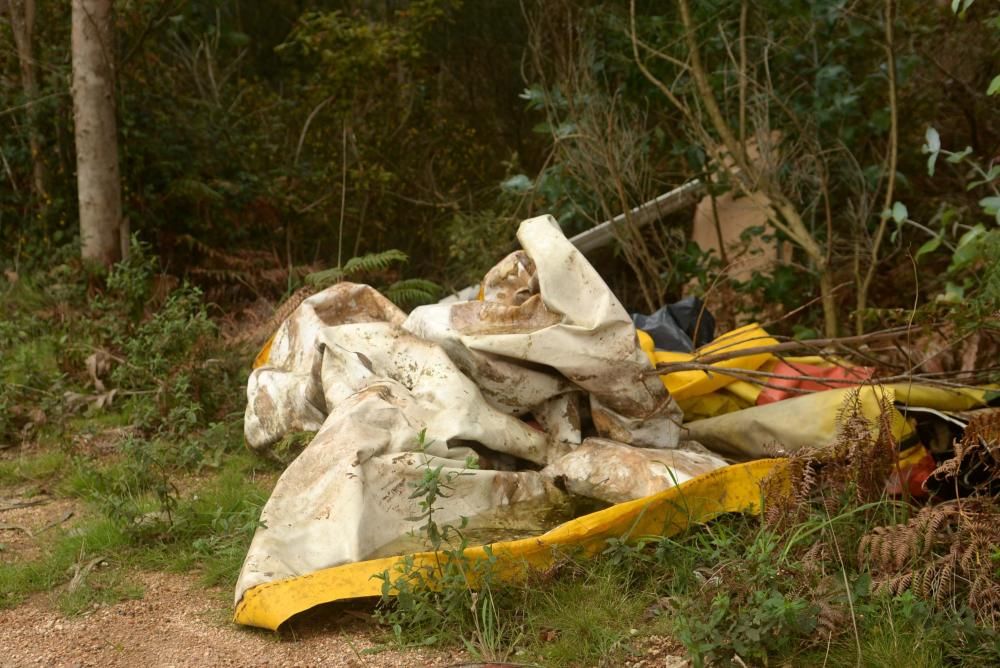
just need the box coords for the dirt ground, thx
[0,495,473,668]
[0,569,476,668]
[1,493,689,668]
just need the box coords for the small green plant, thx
[0,516,131,611]
[104,236,158,318]
[305,249,442,307]
[373,430,505,653]
[0,450,67,486]
[888,128,1000,327]
[652,519,818,667]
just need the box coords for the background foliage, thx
[2,0,997,326]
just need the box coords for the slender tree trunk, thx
[72,0,123,266]
[5,0,47,201]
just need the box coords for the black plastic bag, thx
[632,297,715,352]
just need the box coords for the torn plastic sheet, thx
[236,216,711,611]
[684,385,910,460]
[234,459,782,630]
[405,217,682,437]
[755,360,875,405]
[683,384,996,461]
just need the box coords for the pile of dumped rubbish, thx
[233,215,998,629]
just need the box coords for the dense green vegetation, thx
[370,396,1000,666]
[3,1,997,325]
[2,0,999,665]
[0,249,274,611]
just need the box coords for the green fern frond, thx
[342,249,408,275]
[167,177,224,203]
[304,266,346,287]
[305,249,409,288]
[385,278,442,307]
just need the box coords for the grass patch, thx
[0,450,68,486]
[519,561,651,667]
[0,516,131,610]
[0,249,273,616]
[1,449,273,613]
[374,491,1000,666]
[57,568,145,617]
[136,455,272,588]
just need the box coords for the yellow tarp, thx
[684,385,910,460]
[640,323,779,401]
[887,383,997,412]
[234,458,783,630]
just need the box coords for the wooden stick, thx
[657,327,915,368]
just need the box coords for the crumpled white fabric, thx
[235,215,719,606]
[404,216,683,447]
[543,437,729,505]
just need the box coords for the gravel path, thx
[1,496,468,668]
[0,571,469,668]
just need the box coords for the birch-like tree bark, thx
[72,0,124,266]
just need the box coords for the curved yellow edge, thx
[252,332,276,370]
[234,458,785,630]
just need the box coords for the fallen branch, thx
[67,555,107,593]
[0,522,33,537]
[0,498,50,512]
[651,327,915,369]
[653,362,991,393]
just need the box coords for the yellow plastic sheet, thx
[234,458,783,630]
[252,333,275,369]
[641,323,779,401]
[677,392,752,421]
[685,385,910,460]
[887,383,996,412]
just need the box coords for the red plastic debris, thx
[756,361,875,405]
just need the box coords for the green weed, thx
[0,516,130,610]
[137,455,271,587]
[56,568,145,617]
[373,431,500,650]
[520,560,650,667]
[0,450,67,486]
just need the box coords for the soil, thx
[0,570,472,668]
[1,494,474,668]
[1,491,690,668]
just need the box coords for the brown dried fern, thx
[228,285,317,346]
[925,412,1000,498]
[762,387,897,530]
[860,498,1000,625]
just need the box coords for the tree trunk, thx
[4,0,47,201]
[71,0,123,266]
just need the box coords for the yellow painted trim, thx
[234,459,784,630]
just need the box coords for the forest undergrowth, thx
[2,232,1000,666]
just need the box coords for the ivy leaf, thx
[969,165,1000,189]
[922,127,941,176]
[936,282,965,304]
[950,224,987,270]
[979,196,1000,224]
[891,201,908,223]
[500,174,533,194]
[915,235,942,261]
[951,0,974,15]
[979,196,1000,215]
[988,74,1000,96]
[946,146,973,163]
